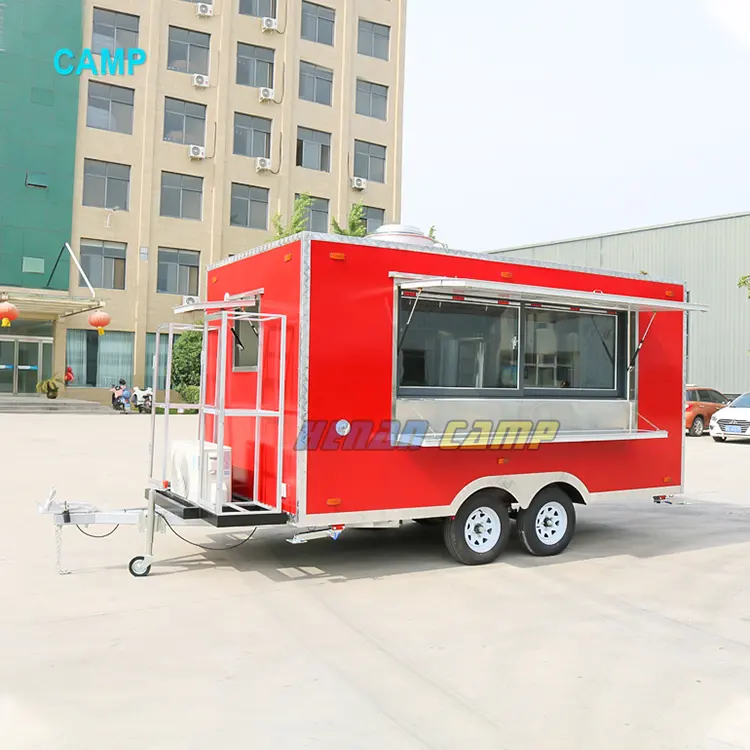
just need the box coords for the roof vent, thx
[366,224,437,247]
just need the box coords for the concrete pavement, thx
[1,415,749,750]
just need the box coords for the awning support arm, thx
[627,313,657,373]
[45,243,96,299]
[396,288,422,353]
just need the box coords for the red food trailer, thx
[40,226,708,577]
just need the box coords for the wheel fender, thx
[448,472,590,513]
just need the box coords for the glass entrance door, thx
[0,340,14,394]
[17,341,40,394]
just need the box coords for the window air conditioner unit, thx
[351,176,367,191]
[261,17,278,31]
[259,87,275,102]
[182,295,201,306]
[196,2,214,17]
[255,157,272,172]
[192,73,209,88]
[188,144,206,160]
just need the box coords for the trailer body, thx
[197,233,699,534]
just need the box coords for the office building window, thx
[299,61,332,106]
[79,239,127,290]
[296,193,329,232]
[164,97,207,146]
[362,206,385,234]
[301,1,334,45]
[66,329,134,388]
[230,183,269,230]
[160,172,203,220]
[157,248,200,295]
[92,8,139,53]
[236,43,274,89]
[168,26,210,75]
[86,82,134,134]
[353,140,386,183]
[82,159,130,210]
[233,113,271,158]
[296,127,331,172]
[144,332,181,390]
[358,19,389,60]
[355,79,387,121]
[239,0,275,18]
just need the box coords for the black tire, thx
[128,556,151,577]
[443,492,511,565]
[518,486,576,557]
[712,435,726,443]
[688,416,704,437]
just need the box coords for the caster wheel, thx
[128,556,151,577]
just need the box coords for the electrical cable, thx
[156,511,257,550]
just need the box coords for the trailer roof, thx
[207,232,687,286]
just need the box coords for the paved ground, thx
[2,414,749,750]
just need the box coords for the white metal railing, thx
[148,306,287,517]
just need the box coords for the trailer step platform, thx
[147,488,289,528]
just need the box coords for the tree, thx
[739,275,750,298]
[171,330,203,391]
[331,201,367,237]
[428,225,438,241]
[271,193,314,239]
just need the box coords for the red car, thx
[685,386,731,436]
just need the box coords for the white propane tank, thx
[365,224,438,247]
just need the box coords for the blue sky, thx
[401,0,750,251]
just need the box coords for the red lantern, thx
[0,302,19,328]
[88,310,111,336]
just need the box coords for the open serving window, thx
[390,274,708,446]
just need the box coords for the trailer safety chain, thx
[155,511,257,551]
[77,524,120,538]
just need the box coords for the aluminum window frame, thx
[79,239,127,291]
[159,171,204,221]
[156,247,200,296]
[301,1,335,46]
[86,81,134,135]
[229,182,270,230]
[163,96,207,146]
[296,126,331,172]
[92,7,140,54]
[233,112,272,158]
[239,0,276,18]
[357,18,390,60]
[353,139,386,183]
[395,290,630,401]
[236,42,275,89]
[167,26,210,76]
[299,60,333,106]
[355,78,388,120]
[82,159,131,211]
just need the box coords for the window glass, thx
[237,43,274,88]
[524,309,616,390]
[299,61,333,105]
[230,183,269,230]
[233,113,272,158]
[301,1,335,45]
[164,97,207,146]
[357,19,389,60]
[168,26,210,75]
[233,315,260,370]
[398,297,520,389]
[296,127,331,171]
[239,0,275,17]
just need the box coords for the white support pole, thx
[149,329,160,481]
[162,325,175,482]
[253,314,264,506]
[214,311,229,512]
[276,316,287,512]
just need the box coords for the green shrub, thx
[171,330,203,390]
[178,384,200,404]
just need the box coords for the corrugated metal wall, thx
[492,215,750,394]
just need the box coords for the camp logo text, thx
[54,48,147,76]
[295,420,560,451]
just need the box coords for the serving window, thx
[396,292,629,400]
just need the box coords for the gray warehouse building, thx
[489,211,750,395]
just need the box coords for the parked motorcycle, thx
[130,386,153,414]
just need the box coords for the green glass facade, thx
[0,0,81,290]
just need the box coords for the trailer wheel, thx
[518,487,576,557]
[128,556,151,577]
[443,492,511,565]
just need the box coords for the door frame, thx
[0,336,54,395]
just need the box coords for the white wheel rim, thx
[464,506,502,553]
[534,501,568,545]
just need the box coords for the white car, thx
[708,392,750,442]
